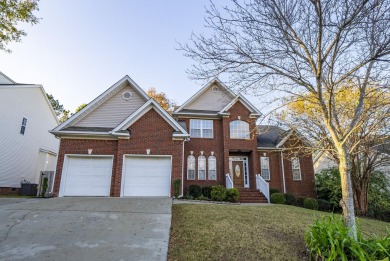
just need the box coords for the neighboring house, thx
[51,76,316,201]
[0,72,59,194]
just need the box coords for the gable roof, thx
[0,72,59,124]
[174,78,236,113]
[53,75,149,131]
[174,78,261,117]
[51,75,189,139]
[219,94,262,116]
[257,125,288,148]
[112,99,188,137]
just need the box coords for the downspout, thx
[181,138,190,197]
[281,151,286,193]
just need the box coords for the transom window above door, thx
[230,120,250,139]
[190,119,213,138]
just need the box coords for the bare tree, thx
[180,0,390,238]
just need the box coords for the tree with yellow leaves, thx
[147,87,176,111]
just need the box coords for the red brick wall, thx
[53,108,184,197]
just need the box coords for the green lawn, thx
[168,204,389,261]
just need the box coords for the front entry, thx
[229,156,249,188]
[232,161,244,187]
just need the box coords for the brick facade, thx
[54,108,184,197]
[178,100,316,197]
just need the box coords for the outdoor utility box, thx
[20,183,38,196]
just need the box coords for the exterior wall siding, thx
[74,85,146,128]
[186,84,233,111]
[0,87,59,188]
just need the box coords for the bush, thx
[202,186,212,199]
[305,216,390,261]
[270,193,286,204]
[315,168,342,211]
[211,185,226,201]
[41,177,48,198]
[284,193,296,205]
[173,180,181,198]
[270,188,280,195]
[317,199,331,212]
[188,185,202,198]
[296,196,307,207]
[226,188,240,202]
[303,197,318,210]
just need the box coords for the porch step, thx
[237,188,268,203]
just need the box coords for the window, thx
[260,157,270,180]
[20,117,27,135]
[198,155,206,180]
[187,155,195,180]
[229,120,250,139]
[208,156,217,180]
[190,119,213,138]
[292,157,302,180]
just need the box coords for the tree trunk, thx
[352,176,369,216]
[338,146,357,239]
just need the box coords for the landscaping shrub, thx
[211,185,226,201]
[173,179,181,198]
[315,168,342,211]
[317,199,331,212]
[284,193,296,205]
[188,185,202,198]
[270,193,286,204]
[305,215,390,261]
[296,196,307,207]
[269,188,280,195]
[202,186,212,199]
[40,177,48,198]
[303,197,318,210]
[225,188,240,203]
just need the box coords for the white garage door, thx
[61,156,113,197]
[122,156,171,197]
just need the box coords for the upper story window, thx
[190,119,213,138]
[291,157,302,180]
[229,120,250,139]
[20,117,27,135]
[187,155,196,180]
[208,155,217,180]
[198,155,206,180]
[260,157,270,180]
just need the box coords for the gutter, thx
[181,138,190,197]
[281,151,286,193]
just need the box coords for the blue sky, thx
[0,0,266,113]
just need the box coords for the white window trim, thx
[187,155,196,180]
[260,156,270,180]
[198,155,206,180]
[190,119,214,138]
[292,157,302,180]
[229,120,250,139]
[208,156,217,180]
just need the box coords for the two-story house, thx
[51,76,316,201]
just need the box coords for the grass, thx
[168,204,389,261]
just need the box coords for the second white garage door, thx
[122,156,171,197]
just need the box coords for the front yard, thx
[168,204,389,261]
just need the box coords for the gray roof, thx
[177,121,187,132]
[62,127,115,132]
[174,109,220,114]
[256,125,288,148]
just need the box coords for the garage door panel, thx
[62,156,113,197]
[122,156,171,197]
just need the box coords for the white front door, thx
[60,156,113,197]
[122,155,171,197]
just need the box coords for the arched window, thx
[208,156,217,180]
[187,155,195,180]
[229,120,250,139]
[198,155,206,180]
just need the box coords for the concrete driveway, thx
[0,197,172,261]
